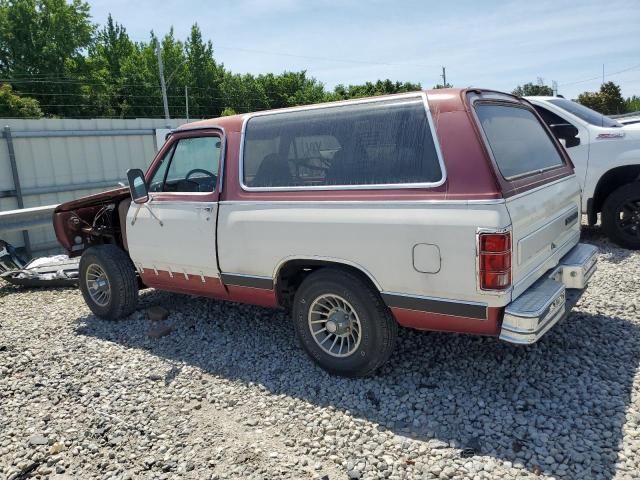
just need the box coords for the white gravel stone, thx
[1,225,639,479]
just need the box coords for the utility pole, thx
[185,85,189,121]
[602,63,605,85]
[156,42,170,122]
[441,66,447,87]
[552,80,558,96]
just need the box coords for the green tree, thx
[599,81,626,114]
[330,80,421,100]
[185,23,225,118]
[0,0,95,117]
[85,14,135,116]
[576,91,602,112]
[625,95,640,112]
[256,71,326,108]
[0,83,42,116]
[512,82,554,96]
[220,107,237,116]
[0,0,437,119]
[577,81,627,115]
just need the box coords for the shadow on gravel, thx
[76,288,640,480]
[580,224,636,264]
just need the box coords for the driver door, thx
[126,130,227,297]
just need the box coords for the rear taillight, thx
[478,232,512,290]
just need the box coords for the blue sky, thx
[86,0,640,100]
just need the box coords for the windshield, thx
[547,98,621,128]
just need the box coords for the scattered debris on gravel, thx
[1,226,639,480]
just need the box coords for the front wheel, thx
[292,268,397,377]
[79,245,139,319]
[601,183,640,250]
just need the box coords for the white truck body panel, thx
[126,199,220,278]
[218,199,513,307]
[526,96,640,213]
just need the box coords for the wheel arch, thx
[591,164,640,217]
[273,256,383,310]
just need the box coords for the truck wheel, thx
[601,183,640,250]
[79,245,139,319]
[292,268,398,377]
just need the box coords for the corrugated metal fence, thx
[0,118,190,255]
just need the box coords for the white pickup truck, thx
[526,96,640,249]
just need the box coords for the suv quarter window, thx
[475,103,566,179]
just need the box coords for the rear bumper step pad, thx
[499,242,597,345]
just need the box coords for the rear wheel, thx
[602,183,640,250]
[292,268,397,377]
[79,245,139,319]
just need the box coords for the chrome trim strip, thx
[219,199,505,206]
[237,92,448,192]
[147,200,217,208]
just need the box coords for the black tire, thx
[292,268,397,377]
[79,245,139,319]
[601,183,640,250]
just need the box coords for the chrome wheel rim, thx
[308,294,362,358]
[85,264,111,307]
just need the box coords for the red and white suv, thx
[53,88,598,376]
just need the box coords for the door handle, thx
[197,205,213,221]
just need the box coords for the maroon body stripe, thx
[391,306,503,336]
[139,270,279,308]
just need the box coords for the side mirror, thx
[550,123,580,148]
[126,168,149,204]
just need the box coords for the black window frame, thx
[239,93,447,191]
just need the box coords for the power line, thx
[558,64,640,87]
[7,91,187,98]
[0,77,251,93]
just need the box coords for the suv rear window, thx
[242,97,443,189]
[476,104,565,179]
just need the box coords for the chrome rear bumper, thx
[499,243,598,345]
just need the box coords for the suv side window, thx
[149,136,221,193]
[476,103,565,179]
[242,97,442,189]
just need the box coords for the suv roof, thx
[176,88,485,134]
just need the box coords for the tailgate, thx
[473,98,581,299]
[506,177,581,296]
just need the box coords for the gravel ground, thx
[1,226,639,480]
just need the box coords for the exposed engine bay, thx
[53,187,130,256]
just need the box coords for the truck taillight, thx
[478,232,512,290]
